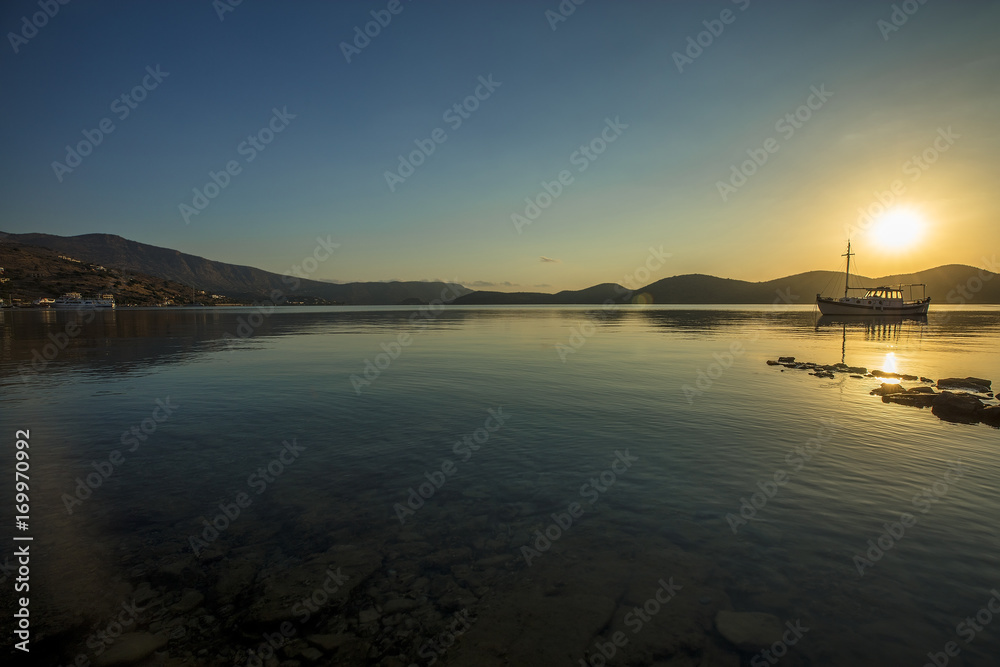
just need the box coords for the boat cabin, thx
[862,287,903,300]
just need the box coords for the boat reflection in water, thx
[814,313,927,365]
[815,313,927,340]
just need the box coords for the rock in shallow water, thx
[980,406,1000,427]
[94,632,167,666]
[883,393,936,408]
[871,383,906,396]
[715,610,784,651]
[937,377,992,393]
[931,392,985,423]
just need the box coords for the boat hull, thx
[816,297,930,316]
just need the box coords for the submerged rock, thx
[94,632,168,666]
[931,392,985,424]
[937,377,992,393]
[883,393,936,408]
[170,590,204,614]
[980,406,1000,427]
[715,610,784,651]
[871,383,906,396]
[872,370,919,381]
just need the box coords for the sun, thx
[869,207,924,251]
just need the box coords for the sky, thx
[1,0,998,292]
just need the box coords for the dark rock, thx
[907,387,936,394]
[871,383,906,396]
[766,360,781,366]
[94,633,168,666]
[979,406,1000,427]
[932,392,985,424]
[871,370,918,381]
[715,611,784,651]
[777,356,795,363]
[920,377,934,383]
[850,375,864,379]
[937,377,992,393]
[883,393,936,408]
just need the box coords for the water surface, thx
[1,305,998,666]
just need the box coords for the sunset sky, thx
[1,0,997,292]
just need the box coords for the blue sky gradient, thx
[2,0,998,290]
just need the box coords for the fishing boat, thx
[816,241,930,316]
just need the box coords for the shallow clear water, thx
[1,305,998,666]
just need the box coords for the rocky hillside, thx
[0,232,468,305]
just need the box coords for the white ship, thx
[816,242,930,316]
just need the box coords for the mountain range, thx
[0,232,467,305]
[1,231,997,305]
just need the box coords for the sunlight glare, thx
[870,208,924,251]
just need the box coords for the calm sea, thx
[1,305,999,666]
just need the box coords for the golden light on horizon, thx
[869,207,925,252]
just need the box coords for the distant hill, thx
[456,266,1000,305]
[0,232,469,305]
[3,230,995,305]
[454,283,630,305]
[0,242,208,306]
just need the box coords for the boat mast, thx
[842,240,854,298]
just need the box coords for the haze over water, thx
[2,305,999,665]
